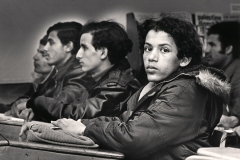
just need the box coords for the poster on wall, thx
[193,12,223,61]
[224,13,240,21]
[194,12,223,35]
[133,12,193,24]
[230,3,240,14]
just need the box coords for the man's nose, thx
[33,53,39,60]
[148,49,158,62]
[204,45,211,55]
[76,48,82,60]
[43,43,49,52]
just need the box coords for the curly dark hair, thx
[81,20,133,64]
[47,21,82,55]
[138,15,202,66]
[207,21,240,59]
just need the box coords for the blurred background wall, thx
[0,0,239,83]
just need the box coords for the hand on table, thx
[5,101,27,117]
[233,126,240,137]
[19,122,30,137]
[51,118,86,138]
[19,108,34,122]
[218,115,239,129]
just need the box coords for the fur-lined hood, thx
[196,70,231,103]
[163,65,231,103]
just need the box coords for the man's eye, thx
[42,53,48,57]
[144,46,152,52]
[80,46,87,51]
[208,43,215,47]
[160,47,170,53]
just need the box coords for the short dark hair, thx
[81,20,133,64]
[39,35,48,46]
[47,21,82,55]
[138,15,202,66]
[207,21,240,59]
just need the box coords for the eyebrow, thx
[48,38,53,42]
[145,42,171,47]
[37,49,45,54]
[80,43,87,48]
[208,42,215,45]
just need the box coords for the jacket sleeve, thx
[83,80,209,159]
[27,70,92,122]
[228,73,240,122]
[30,81,137,121]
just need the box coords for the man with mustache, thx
[3,35,52,115]
[11,22,94,121]
[43,16,229,159]
[205,21,240,130]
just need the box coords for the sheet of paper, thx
[0,113,24,122]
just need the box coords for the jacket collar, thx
[94,58,131,84]
[52,56,80,81]
[136,64,230,108]
[91,65,113,82]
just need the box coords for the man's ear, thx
[100,47,108,59]
[65,41,74,53]
[180,57,192,67]
[225,45,233,55]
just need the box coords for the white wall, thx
[0,0,239,83]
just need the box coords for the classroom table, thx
[0,117,125,160]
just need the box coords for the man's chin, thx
[205,60,213,66]
[147,75,163,83]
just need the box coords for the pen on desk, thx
[51,126,61,130]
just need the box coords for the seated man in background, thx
[205,21,240,129]
[21,20,141,122]
[1,35,52,114]
[48,16,230,159]
[10,21,94,121]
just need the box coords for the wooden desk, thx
[0,119,125,160]
[0,118,23,141]
[0,140,124,160]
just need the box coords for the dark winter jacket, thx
[83,65,230,160]
[29,58,141,122]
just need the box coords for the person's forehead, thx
[48,31,59,41]
[80,33,93,45]
[208,34,220,42]
[38,44,45,50]
[146,30,175,45]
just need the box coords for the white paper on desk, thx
[214,127,234,133]
[0,113,24,122]
[224,129,234,133]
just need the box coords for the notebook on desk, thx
[197,147,240,160]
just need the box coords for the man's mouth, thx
[146,65,157,70]
[146,65,158,73]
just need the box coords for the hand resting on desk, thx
[5,100,27,118]
[51,118,86,138]
[19,108,34,122]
